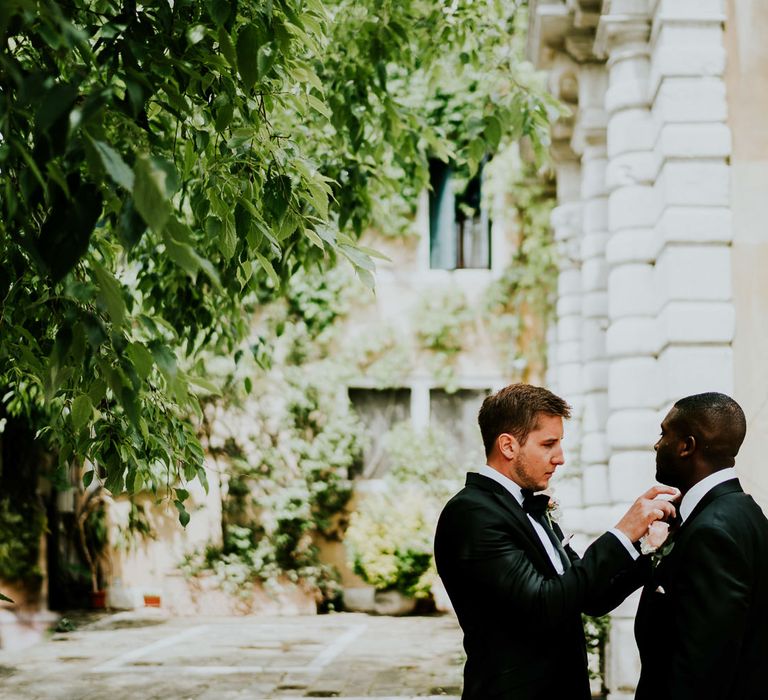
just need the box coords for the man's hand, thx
[614,485,680,542]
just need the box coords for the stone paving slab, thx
[0,612,464,699]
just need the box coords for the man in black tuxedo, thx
[434,383,675,700]
[634,392,768,699]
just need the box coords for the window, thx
[348,388,411,478]
[430,388,490,468]
[429,160,491,270]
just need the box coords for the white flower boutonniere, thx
[545,496,561,528]
[639,521,674,568]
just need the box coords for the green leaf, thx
[164,218,223,290]
[126,342,154,380]
[236,24,261,90]
[37,83,79,132]
[218,27,237,68]
[215,102,234,132]
[356,245,391,262]
[307,94,332,120]
[339,244,375,272]
[10,136,46,192]
[90,259,125,327]
[89,138,134,190]
[71,394,92,431]
[186,374,220,395]
[257,44,276,80]
[149,342,177,379]
[163,218,200,278]
[467,137,486,177]
[220,216,237,259]
[207,0,231,26]
[0,592,14,604]
[255,253,280,287]
[88,379,107,404]
[83,470,95,488]
[483,115,502,152]
[37,181,102,282]
[175,500,190,528]
[293,65,323,91]
[355,267,375,291]
[133,155,171,233]
[120,386,140,429]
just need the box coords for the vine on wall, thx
[185,269,367,606]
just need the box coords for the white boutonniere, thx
[639,521,674,568]
[545,496,561,527]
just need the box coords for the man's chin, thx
[655,469,676,489]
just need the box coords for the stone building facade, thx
[528,0,768,696]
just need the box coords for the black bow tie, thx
[521,489,550,518]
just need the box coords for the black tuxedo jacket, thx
[635,478,768,700]
[434,472,637,700]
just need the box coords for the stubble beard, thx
[510,452,543,492]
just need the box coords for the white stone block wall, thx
[575,66,611,535]
[528,0,736,697]
[599,10,659,695]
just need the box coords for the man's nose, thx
[553,447,565,464]
[653,440,660,452]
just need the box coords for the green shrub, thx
[345,487,438,598]
[0,497,45,583]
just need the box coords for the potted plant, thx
[344,486,438,614]
[74,485,110,608]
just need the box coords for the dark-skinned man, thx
[634,392,768,700]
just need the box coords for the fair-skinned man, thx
[634,392,768,700]
[434,384,675,700]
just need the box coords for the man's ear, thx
[680,435,696,457]
[497,433,519,460]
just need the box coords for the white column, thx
[573,67,612,535]
[550,160,584,471]
[651,0,734,405]
[596,3,654,697]
[409,379,431,430]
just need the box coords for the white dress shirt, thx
[478,465,566,574]
[679,467,738,523]
[478,465,638,574]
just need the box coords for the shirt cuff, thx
[609,528,640,560]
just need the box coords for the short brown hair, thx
[478,383,571,456]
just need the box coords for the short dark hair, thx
[671,392,747,467]
[478,383,571,457]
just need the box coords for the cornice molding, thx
[594,15,651,60]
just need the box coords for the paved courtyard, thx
[0,612,464,700]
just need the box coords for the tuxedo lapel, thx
[465,472,558,575]
[649,479,743,581]
[683,478,742,527]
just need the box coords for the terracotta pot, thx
[91,590,107,609]
[143,594,161,608]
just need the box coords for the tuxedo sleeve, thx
[666,523,751,698]
[436,500,636,630]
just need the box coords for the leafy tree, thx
[0,0,554,517]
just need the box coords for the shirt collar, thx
[478,464,524,506]
[679,467,738,522]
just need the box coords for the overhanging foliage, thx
[0,0,555,520]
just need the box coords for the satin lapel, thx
[663,479,744,564]
[682,478,743,529]
[465,472,558,574]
